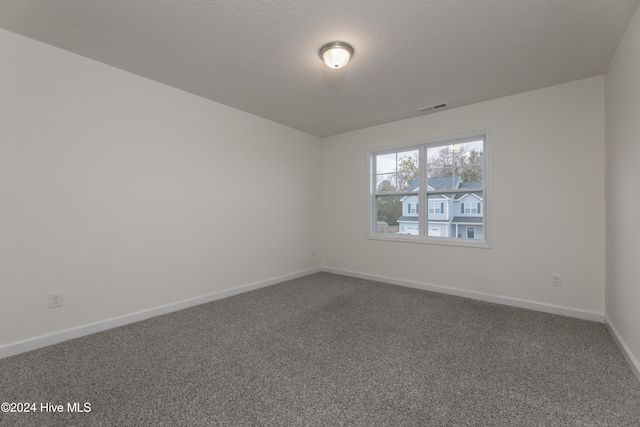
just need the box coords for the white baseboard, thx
[0,267,321,360]
[322,267,604,323]
[604,315,640,383]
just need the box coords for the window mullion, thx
[418,145,426,236]
[371,155,376,235]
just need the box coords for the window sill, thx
[367,233,492,249]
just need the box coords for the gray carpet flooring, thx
[1,272,639,426]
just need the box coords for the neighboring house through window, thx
[370,134,488,246]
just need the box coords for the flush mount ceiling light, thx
[319,42,354,69]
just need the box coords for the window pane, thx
[375,149,419,193]
[375,195,403,234]
[428,140,484,189]
[376,153,397,174]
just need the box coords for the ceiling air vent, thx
[419,103,447,114]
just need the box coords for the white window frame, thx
[428,202,442,214]
[463,202,479,214]
[368,132,491,248]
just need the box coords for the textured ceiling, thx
[1,0,639,137]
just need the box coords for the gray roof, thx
[405,178,420,192]
[454,191,483,200]
[451,216,483,224]
[428,194,449,200]
[397,216,418,222]
[459,181,483,189]
[427,176,460,190]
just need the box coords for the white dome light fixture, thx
[319,42,354,69]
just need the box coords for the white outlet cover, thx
[49,291,63,308]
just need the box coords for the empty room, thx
[1,0,640,425]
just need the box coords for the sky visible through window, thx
[375,140,483,191]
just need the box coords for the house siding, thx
[397,185,484,239]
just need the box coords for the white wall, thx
[321,77,605,315]
[605,7,640,373]
[0,29,321,346]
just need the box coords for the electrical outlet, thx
[551,274,562,287]
[49,291,63,308]
[311,249,316,258]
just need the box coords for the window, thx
[372,149,419,233]
[428,202,443,214]
[463,202,479,214]
[371,134,488,247]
